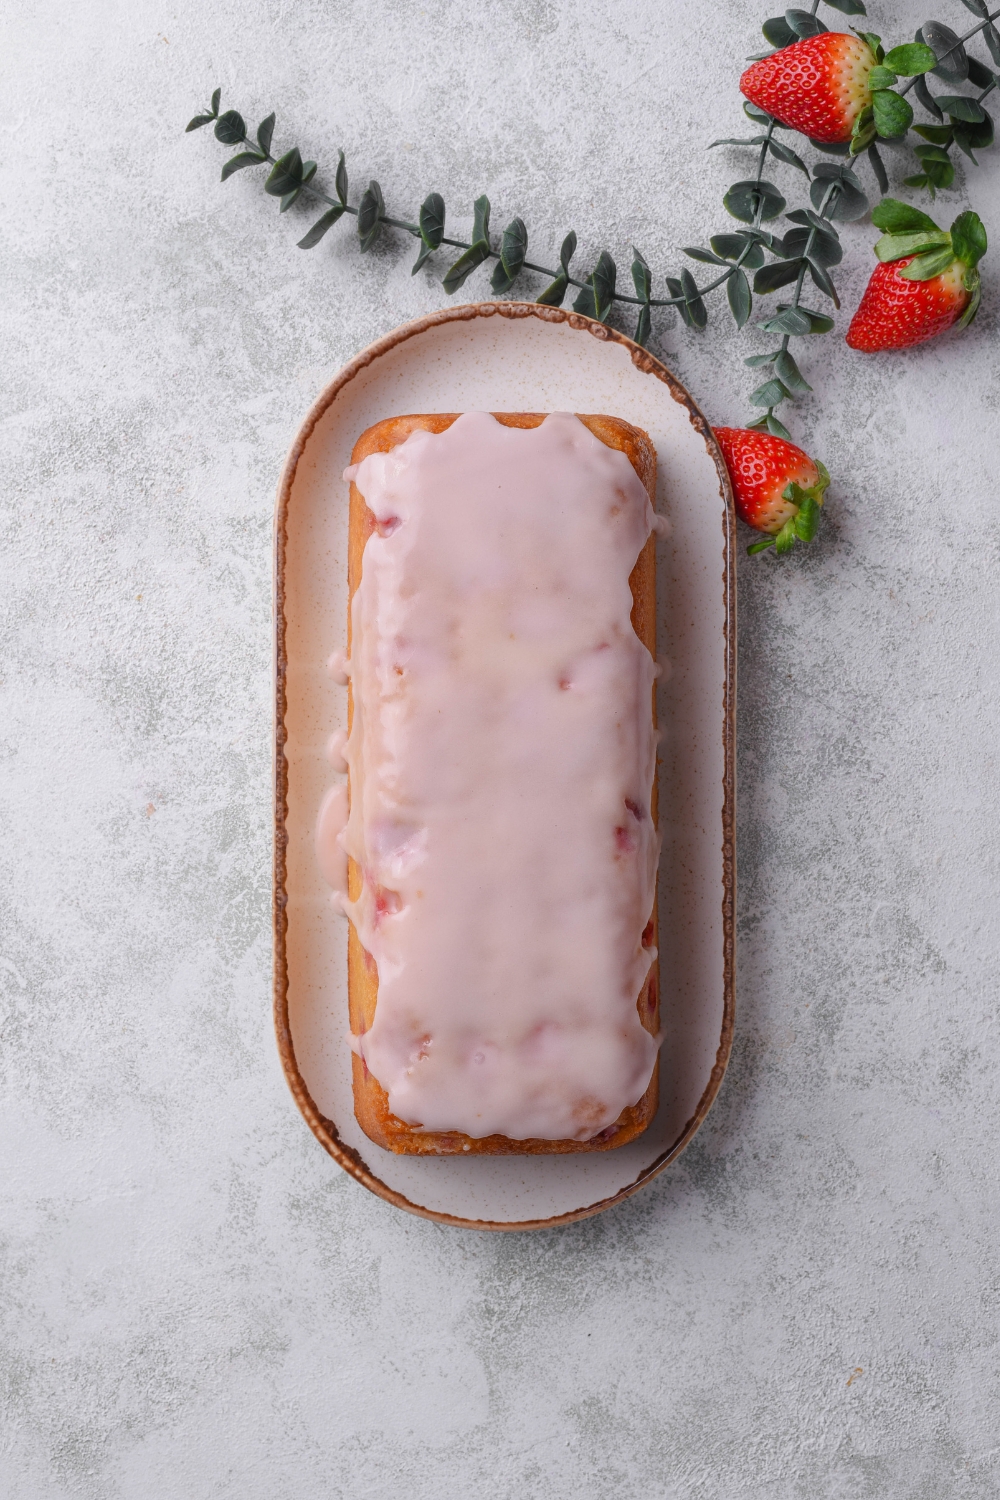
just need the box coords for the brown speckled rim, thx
[273,301,736,1231]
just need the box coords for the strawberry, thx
[713,427,830,556]
[846,199,988,352]
[740,32,875,143]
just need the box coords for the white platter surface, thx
[276,303,735,1229]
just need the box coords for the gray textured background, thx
[3,0,999,1495]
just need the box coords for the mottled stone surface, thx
[2,0,999,1495]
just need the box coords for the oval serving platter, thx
[275,302,735,1230]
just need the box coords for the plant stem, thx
[898,7,1000,96]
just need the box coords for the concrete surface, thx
[2,0,999,1495]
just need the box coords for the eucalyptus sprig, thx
[186,0,994,447]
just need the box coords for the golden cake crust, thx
[346,413,659,1154]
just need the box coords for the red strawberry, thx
[846,199,987,352]
[713,427,830,556]
[740,32,874,143]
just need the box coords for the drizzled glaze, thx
[328,411,660,1141]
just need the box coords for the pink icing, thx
[330,411,660,1141]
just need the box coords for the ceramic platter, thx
[274,302,735,1230]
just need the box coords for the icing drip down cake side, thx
[315,411,662,1154]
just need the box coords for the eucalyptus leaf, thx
[419,192,445,249]
[728,267,752,327]
[810,165,869,221]
[766,413,794,440]
[785,8,827,36]
[913,122,954,142]
[572,283,598,317]
[591,251,617,322]
[711,232,766,268]
[872,89,914,137]
[754,257,805,294]
[762,16,798,47]
[634,304,652,348]
[185,114,215,132]
[631,247,652,302]
[786,207,842,237]
[745,351,780,366]
[683,246,728,264]
[882,42,936,73]
[774,348,812,392]
[921,20,969,82]
[958,0,988,16]
[724,178,786,223]
[760,303,833,334]
[750,377,792,408]
[257,112,275,156]
[500,217,527,278]
[821,0,867,14]
[442,239,491,292]
[783,225,842,265]
[536,271,569,306]
[560,231,577,272]
[265,147,303,197]
[471,194,491,246]
[680,268,708,328]
[211,88,222,115]
[953,110,994,158]
[357,179,385,251]
[966,56,997,88]
[810,137,852,155]
[298,205,346,249]
[665,277,694,328]
[985,22,1000,65]
[221,151,265,181]
[744,101,776,124]
[807,258,840,305]
[914,72,944,119]
[336,151,349,207]
[214,110,246,145]
[490,260,517,294]
[937,94,986,121]
[768,138,810,173]
[867,142,889,194]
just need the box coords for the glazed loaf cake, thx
[317,410,661,1154]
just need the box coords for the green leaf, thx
[632,247,652,302]
[500,217,527,279]
[867,65,898,89]
[955,268,982,328]
[953,111,994,159]
[221,151,265,181]
[357,179,385,251]
[949,210,988,268]
[634,304,652,348]
[747,536,777,555]
[874,227,949,261]
[536,271,569,306]
[783,225,842,266]
[336,151,348,206]
[257,112,275,156]
[472,194,491,245]
[760,304,833,334]
[419,192,445,249]
[768,137,810,173]
[762,16,798,47]
[793,494,821,541]
[810,164,869,221]
[922,21,969,83]
[744,102,786,126]
[754,257,805,294]
[967,56,997,88]
[185,114,214,132]
[750,377,791,407]
[591,251,617,322]
[882,42,937,74]
[711,233,765,268]
[265,147,303,197]
[766,412,793,441]
[572,282,597,317]
[297,205,346,249]
[899,245,956,279]
[724,179,786,223]
[822,0,867,13]
[871,197,940,233]
[786,8,827,38]
[559,231,577,272]
[810,136,853,155]
[914,74,944,120]
[214,110,246,145]
[774,348,812,392]
[709,136,769,148]
[442,240,491,292]
[490,260,517,294]
[728,267,752,328]
[679,268,708,329]
[745,351,780,367]
[937,94,986,122]
[913,122,953,144]
[959,0,988,15]
[849,105,878,155]
[855,32,884,60]
[986,22,1000,66]
[683,246,727,264]
[807,258,840,306]
[872,89,914,137]
[211,88,222,115]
